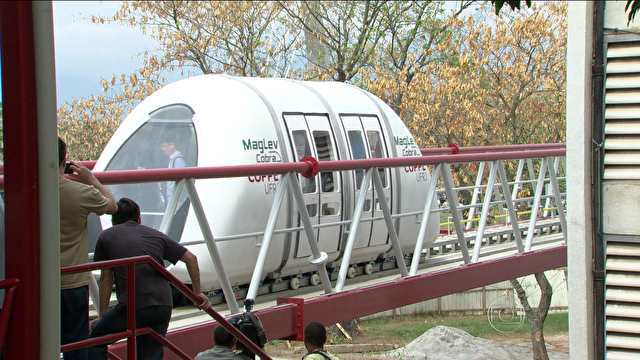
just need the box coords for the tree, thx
[511,273,553,360]
[278,1,388,81]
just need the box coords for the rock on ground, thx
[385,326,569,360]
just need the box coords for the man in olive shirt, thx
[89,198,206,359]
[59,138,117,360]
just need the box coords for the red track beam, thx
[286,245,567,330]
[138,245,566,355]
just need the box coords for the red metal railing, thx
[61,256,271,360]
[34,147,564,187]
[0,278,19,355]
[420,143,564,155]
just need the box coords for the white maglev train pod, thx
[94,75,439,292]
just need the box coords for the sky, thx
[0,1,473,106]
[52,1,157,105]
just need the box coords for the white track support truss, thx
[336,169,373,291]
[471,161,498,262]
[544,157,561,218]
[185,178,241,314]
[286,173,333,293]
[246,175,290,302]
[466,161,485,230]
[496,160,524,253]
[441,164,471,264]
[546,157,567,244]
[525,158,549,251]
[372,168,408,276]
[410,164,442,275]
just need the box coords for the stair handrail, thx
[61,256,271,359]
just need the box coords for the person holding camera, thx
[59,138,117,360]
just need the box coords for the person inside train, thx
[195,326,252,360]
[89,198,208,359]
[58,137,117,360]
[303,322,339,360]
[160,138,186,207]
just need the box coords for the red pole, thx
[0,2,41,359]
[127,264,136,359]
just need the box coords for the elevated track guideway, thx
[61,143,566,358]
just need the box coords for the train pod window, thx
[106,104,197,236]
[347,130,367,189]
[366,131,387,188]
[291,130,316,194]
[313,130,337,193]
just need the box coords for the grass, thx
[329,312,568,346]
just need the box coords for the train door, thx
[340,115,374,249]
[307,115,342,256]
[361,116,392,246]
[283,114,341,259]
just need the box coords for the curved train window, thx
[291,130,316,193]
[106,104,197,236]
[313,131,337,193]
[366,131,387,188]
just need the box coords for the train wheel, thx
[289,277,301,290]
[364,262,374,275]
[310,273,321,286]
[347,266,357,279]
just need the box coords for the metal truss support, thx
[286,173,333,294]
[544,157,561,218]
[246,175,290,303]
[496,160,524,252]
[372,168,408,276]
[410,164,442,275]
[472,161,498,262]
[184,178,241,314]
[336,169,373,291]
[441,164,470,263]
[466,161,485,230]
[511,159,525,201]
[546,157,567,243]
[159,179,186,235]
[525,158,548,251]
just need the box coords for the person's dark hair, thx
[214,326,236,348]
[304,322,327,349]
[111,198,141,225]
[58,138,67,167]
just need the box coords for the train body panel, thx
[94,75,438,292]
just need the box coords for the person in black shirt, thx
[89,198,207,359]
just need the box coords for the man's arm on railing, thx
[179,251,207,307]
[98,269,114,315]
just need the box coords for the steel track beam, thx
[116,245,566,357]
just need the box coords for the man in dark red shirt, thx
[89,198,207,359]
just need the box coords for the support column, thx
[0,2,42,359]
[566,2,595,359]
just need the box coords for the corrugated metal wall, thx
[602,34,640,360]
